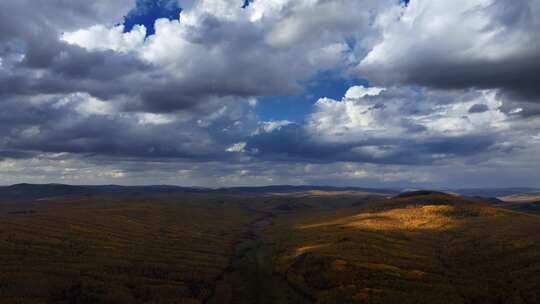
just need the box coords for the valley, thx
[0,188,540,303]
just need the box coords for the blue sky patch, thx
[242,0,254,9]
[256,73,369,122]
[124,0,182,35]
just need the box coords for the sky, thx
[0,0,539,188]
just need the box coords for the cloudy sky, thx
[0,0,539,188]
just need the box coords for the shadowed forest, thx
[1,189,540,303]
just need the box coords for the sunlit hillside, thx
[266,191,540,303]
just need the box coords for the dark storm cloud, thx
[0,94,255,161]
[245,124,498,165]
[0,48,150,100]
[0,0,133,38]
[468,104,490,114]
[377,55,540,102]
[0,150,36,160]
[497,91,540,117]
[358,0,540,115]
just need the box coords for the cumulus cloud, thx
[308,87,509,143]
[62,25,147,53]
[0,92,259,161]
[57,0,396,112]
[344,86,386,99]
[1,0,539,187]
[244,85,539,169]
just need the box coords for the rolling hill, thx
[1,189,540,303]
[265,191,540,303]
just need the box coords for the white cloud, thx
[54,93,114,116]
[307,86,510,144]
[307,43,350,69]
[226,142,247,153]
[62,24,146,53]
[256,120,293,134]
[419,90,508,135]
[137,113,175,125]
[76,97,115,116]
[60,0,397,105]
[248,98,258,107]
[360,0,495,69]
[344,85,385,99]
[20,126,41,138]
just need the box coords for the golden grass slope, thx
[500,193,540,203]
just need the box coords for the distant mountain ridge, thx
[0,183,538,201]
[0,183,208,200]
[0,183,398,200]
[217,185,398,195]
[450,188,540,198]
